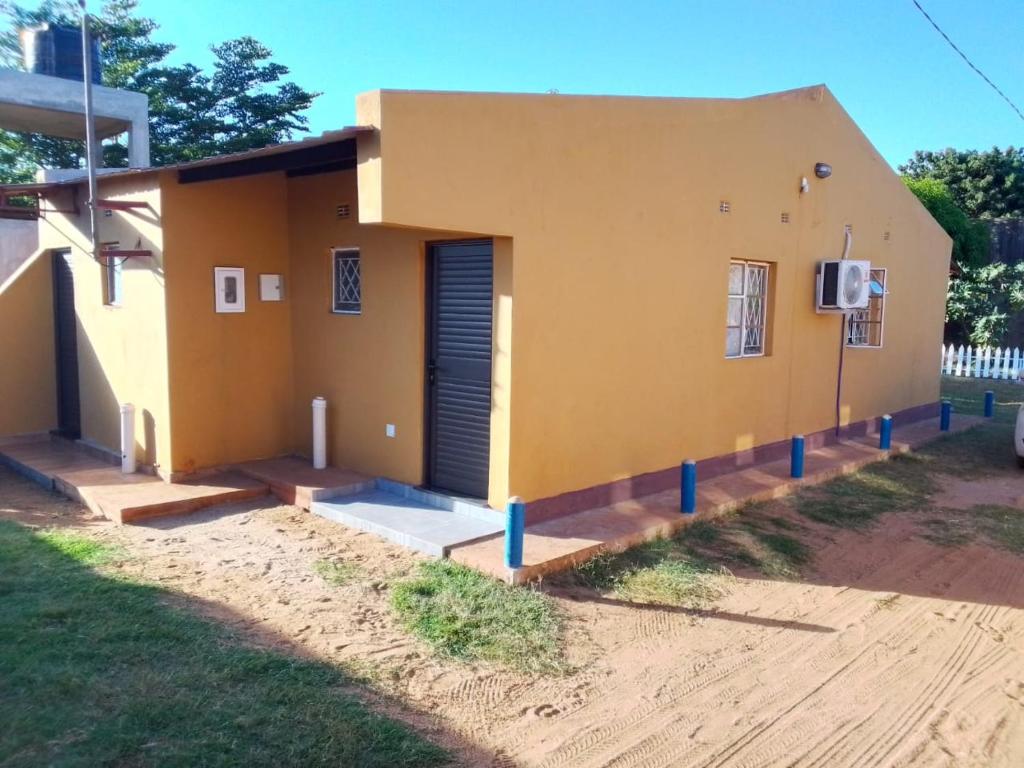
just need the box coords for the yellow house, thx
[0,85,951,521]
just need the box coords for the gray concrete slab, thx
[311,489,504,557]
[0,69,149,166]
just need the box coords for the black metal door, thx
[426,241,493,499]
[52,250,81,439]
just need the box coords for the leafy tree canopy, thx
[900,147,1024,220]
[945,261,1024,347]
[903,176,1024,346]
[902,177,990,269]
[0,0,318,182]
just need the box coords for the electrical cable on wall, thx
[835,228,853,437]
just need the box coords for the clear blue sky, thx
[132,0,1021,169]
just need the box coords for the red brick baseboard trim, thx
[525,401,940,525]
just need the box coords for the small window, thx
[332,248,361,314]
[847,268,886,347]
[102,242,122,306]
[725,260,770,358]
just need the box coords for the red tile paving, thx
[234,456,372,509]
[0,435,268,524]
[450,415,984,584]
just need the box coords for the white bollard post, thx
[312,397,327,469]
[119,403,137,474]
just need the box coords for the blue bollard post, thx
[940,400,952,431]
[504,496,525,569]
[984,390,995,418]
[879,414,893,450]
[680,460,697,514]
[790,435,805,479]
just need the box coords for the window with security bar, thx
[725,260,770,358]
[332,248,361,314]
[847,268,886,347]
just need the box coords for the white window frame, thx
[214,267,246,313]
[847,267,887,349]
[331,247,361,315]
[102,242,122,307]
[725,260,770,359]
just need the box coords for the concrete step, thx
[235,456,374,509]
[311,488,504,557]
[374,478,505,525]
[86,472,270,524]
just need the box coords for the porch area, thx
[0,435,504,554]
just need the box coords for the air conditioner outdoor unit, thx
[816,259,871,312]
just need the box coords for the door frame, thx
[51,248,81,439]
[422,238,494,498]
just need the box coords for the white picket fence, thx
[940,343,1023,380]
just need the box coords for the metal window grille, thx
[847,267,886,347]
[725,260,769,358]
[332,248,361,314]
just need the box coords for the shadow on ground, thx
[0,511,500,767]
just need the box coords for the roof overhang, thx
[0,125,374,199]
[175,127,369,184]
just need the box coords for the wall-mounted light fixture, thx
[815,162,833,179]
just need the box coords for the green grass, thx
[613,559,730,606]
[793,379,1020,528]
[35,528,126,565]
[940,376,1023,426]
[390,560,562,673]
[557,507,811,607]
[314,558,363,586]
[0,521,448,767]
[921,504,1024,554]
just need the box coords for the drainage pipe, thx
[312,397,327,469]
[119,403,136,474]
[80,4,100,264]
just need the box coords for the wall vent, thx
[844,223,853,234]
[780,212,790,223]
[883,231,891,241]
[719,201,731,213]
[336,204,351,219]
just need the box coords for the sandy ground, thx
[2,464,1023,768]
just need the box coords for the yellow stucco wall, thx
[0,251,56,436]
[160,172,294,475]
[357,86,951,504]
[285,169,514,504]
[28,175,172,468]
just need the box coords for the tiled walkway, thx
[0,435,267,523]
[450,415,983,583]
[312,488,504,557]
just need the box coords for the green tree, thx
[0,0,318,180]
[903,177,990,269]
[904,176,1024,346]
[945,262,1024,347]
[900,147,1024,219]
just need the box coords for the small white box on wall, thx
[214,267,245,313]
[259,274,284,301]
